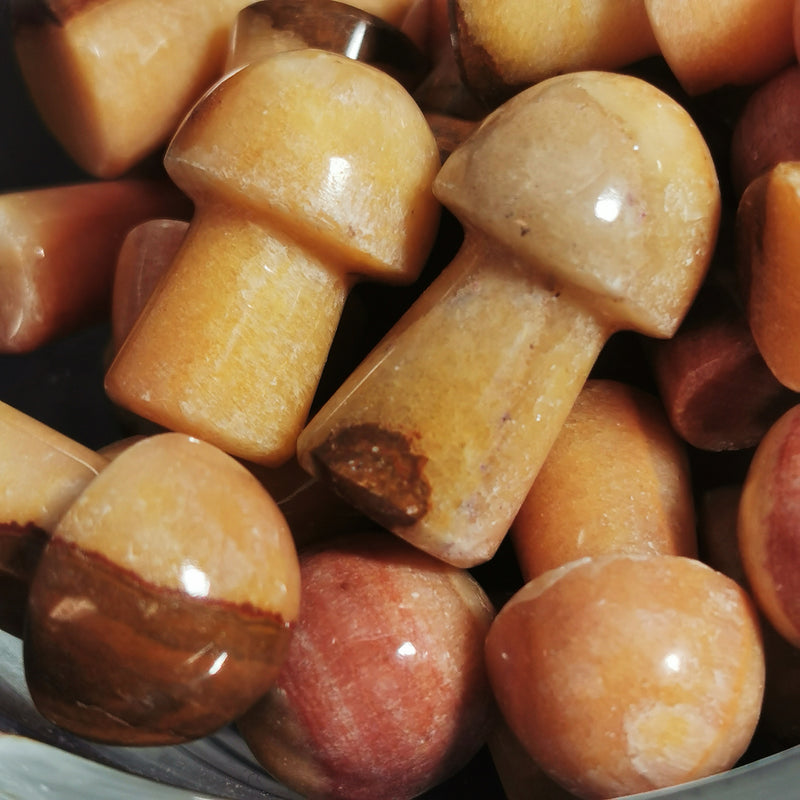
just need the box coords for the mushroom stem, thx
[297,229,611,567]
[106,205,350,466]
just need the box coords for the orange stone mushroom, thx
[105,49,441,466]
[298,70,720,567]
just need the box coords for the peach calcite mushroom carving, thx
[298,70,721,568]
[105,48,441,467]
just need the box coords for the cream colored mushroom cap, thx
[434,70,720,337]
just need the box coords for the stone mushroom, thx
[11,0,252,178]
[226,0,476,164]
[0,179,190,353]
[24,432,301,745]
[297,69,720,568]
[109,0,432,357]
[105,48,441,467]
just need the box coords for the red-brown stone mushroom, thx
[237,530,495,800]
[105,48,441,467]
[298,70,720,567]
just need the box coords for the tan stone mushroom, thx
[297,69,720,568]
[12,0,252,178]
[0,179,190,353]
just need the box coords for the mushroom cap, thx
[165,48,441,283]
[433,70,721,338]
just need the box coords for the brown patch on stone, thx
[24,538,293,745]
[311,423,431,530]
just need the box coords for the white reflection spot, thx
[664,652,681,673]
[594,188,623,223]
[397,641,417,658]
[325,156,351,196]
[208,652,228,676]
[180,564,210,598]
[344,20,368,60]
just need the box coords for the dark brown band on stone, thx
[24,537,293,745]
[238,0,429,91]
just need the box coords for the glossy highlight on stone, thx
[24,432,300,745]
